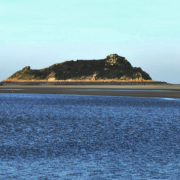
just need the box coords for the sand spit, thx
[1,80,167,86]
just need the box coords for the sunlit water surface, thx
[0,93,180,179]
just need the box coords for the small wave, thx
[162,98,180,101]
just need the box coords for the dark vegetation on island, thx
[2,54,167,85]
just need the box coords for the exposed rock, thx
[22,66,31,71]
[106,54,131,67]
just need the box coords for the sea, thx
[0,93,180,179]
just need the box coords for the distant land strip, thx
[0,80,167,86]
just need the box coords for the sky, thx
[0,0,180,83]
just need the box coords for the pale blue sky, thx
[0,0,180,83]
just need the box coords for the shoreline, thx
[0,81,167,86]
[0,84,180,98]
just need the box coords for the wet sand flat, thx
[0,84,180,98]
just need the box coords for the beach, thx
[0,84,180,98]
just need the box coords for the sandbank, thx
[0,84,180,98]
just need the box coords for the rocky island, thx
[2,54,166,85]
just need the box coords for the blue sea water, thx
[0,93,180,179]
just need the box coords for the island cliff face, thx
[4,54,152,81]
